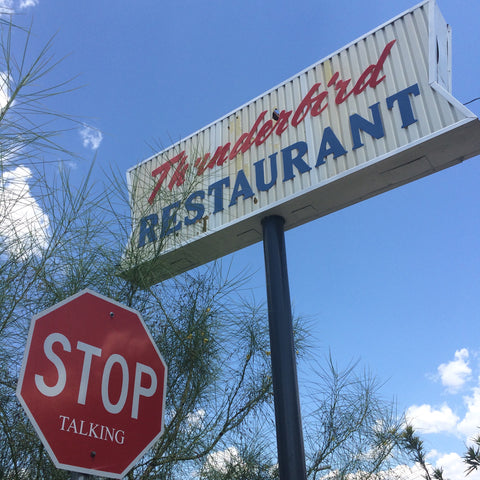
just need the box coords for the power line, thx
[464,97,480,106]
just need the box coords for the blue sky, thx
[4,0,480,478]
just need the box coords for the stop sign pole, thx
[16,289,167,479]
[70,473,92,479]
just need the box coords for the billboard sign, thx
[122,0,480,286]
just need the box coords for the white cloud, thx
[438,349,472,393]
[434,452,465,480]
[402,350,480,480]
[0,72,10,111]
[0,0,38,12]
[185,408,205,429]
[0,166,49,257]
[0,0,13,13]
[322,464,427,480]
[19,0,38,7]
[406,403,459,434]
[203,447,241,474]
[323,458,480,480]
[79,124,103,150]
[457,386,480,440]
[380,463,426,480]
[426,450,480,480]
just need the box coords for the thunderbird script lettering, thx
[137,39,422,248]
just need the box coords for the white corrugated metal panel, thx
[123,0,480,287]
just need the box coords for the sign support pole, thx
[262,215,307,480]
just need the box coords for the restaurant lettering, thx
[138,81,421,248]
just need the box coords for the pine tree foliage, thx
[465,436,480,476]
[0,14,410,480]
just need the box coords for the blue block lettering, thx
[386,83,420,128]
[282,141,311,182]
[350,102,385,150]
[316,127,348,165]
[138,214,158,247]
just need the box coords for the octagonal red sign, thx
[16,289,167,479]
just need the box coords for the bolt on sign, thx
[121,0,480,287]
[16,290,167,479]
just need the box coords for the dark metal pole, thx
[262,215,307,480]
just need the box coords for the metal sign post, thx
[262,215,307,480]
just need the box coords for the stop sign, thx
[16,289,167,479]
